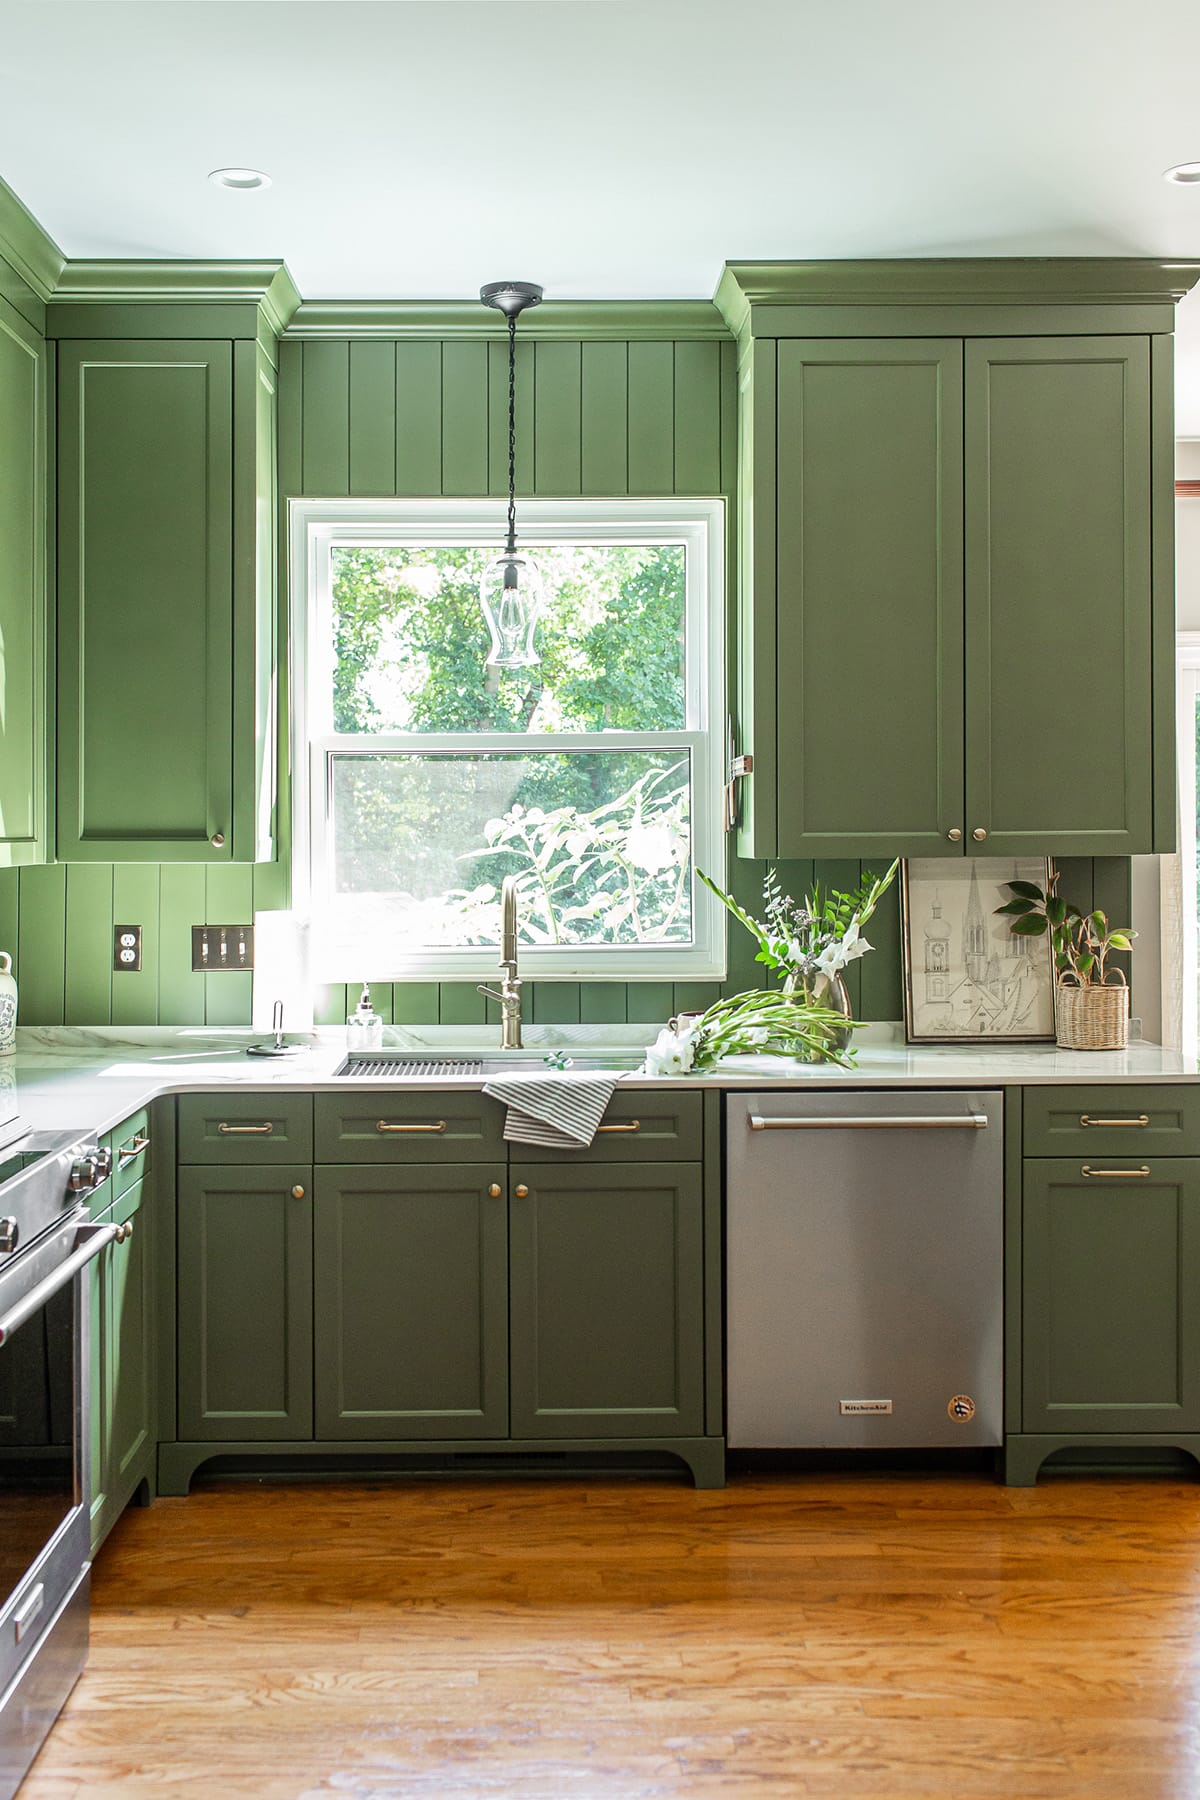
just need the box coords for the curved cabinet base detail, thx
[1003,1433,1200,1487]
[157,1436,727,1495]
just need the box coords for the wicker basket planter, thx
[1055,977,1129,1051]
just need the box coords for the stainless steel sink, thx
[333,1051,644,1079]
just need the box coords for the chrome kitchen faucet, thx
[477,875,524,1050]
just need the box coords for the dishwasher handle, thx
[747,1112,989,1131]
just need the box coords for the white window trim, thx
[289,497,727,982]
[1172,633,1200,1057]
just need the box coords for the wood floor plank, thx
[23,1473,1200,1797]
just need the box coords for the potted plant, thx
[697,861,898,1058]
[995,867,1136,1050]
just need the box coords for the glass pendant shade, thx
[480,551,544,668]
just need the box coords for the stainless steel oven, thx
[0,1122,118,1797]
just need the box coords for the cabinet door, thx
[1022,1158,1200,1433]
[771,339,964,858]
[313,1165,508,1440]
[107,1179,154,1510]
[177,1165,312,1440]
[965,337,1153,855]
[0,297,47,867]
[56,340,234,862]
[508,1162,705,1439]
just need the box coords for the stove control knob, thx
[0,1217,18,1254]
[93,1147,113,1182]
[69,1154,99,1193]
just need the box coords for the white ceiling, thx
[3,0,1200,431]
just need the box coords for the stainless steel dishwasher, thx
[726,1089,1003,1448]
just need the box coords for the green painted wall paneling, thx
[0,295,47,865]
[964,337,1154,856]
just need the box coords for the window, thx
[292,499,726,981]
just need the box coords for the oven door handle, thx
[0,1221,123,1347]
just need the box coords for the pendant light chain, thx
[506,312,518,556]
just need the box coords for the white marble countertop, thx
[2,1023,1198,1142]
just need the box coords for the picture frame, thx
[900,857,1056,1044]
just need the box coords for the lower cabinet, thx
[1021,1158,1200,1434]
[176,1164,313,1440]
[170,1103,722,1487]
[508,1162,705,1439]
[90,1176,156,1552]
[314,1165,508,1439]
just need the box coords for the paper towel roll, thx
[252,912,314,1030]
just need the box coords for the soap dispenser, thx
[347,983,383,1052]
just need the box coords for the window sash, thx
[291,499,727,982]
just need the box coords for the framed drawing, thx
[901,858,1056,1044]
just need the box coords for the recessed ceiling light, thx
[1164,161,1200,185]
[208,168,271,191]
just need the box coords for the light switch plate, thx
[192,926,254,972]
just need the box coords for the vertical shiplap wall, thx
[0,330,1132,1026]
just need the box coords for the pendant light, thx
[479,279,544,668]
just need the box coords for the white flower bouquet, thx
[641,987,861,1076]
[698,861,899,988]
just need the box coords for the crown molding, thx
[0,174,65,304]
[49,260,302,333]
[285,298,729,340]
[715,258,1200,337]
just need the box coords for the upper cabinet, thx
[719,260,1199,860]
[49,266,296,863]
[0,296,47,867]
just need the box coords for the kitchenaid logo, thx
[839,1399,893,1415]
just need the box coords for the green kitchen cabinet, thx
[89,1176,156,1553]
[0,294,47,867]
[176,1164,313,1440]
[55,336,277,863]
[313,1164,509,1440]
[508,1161,706,1439]
[1005,1153,1200,1485]
[718,264,1192,861]
[963,339,1153,856]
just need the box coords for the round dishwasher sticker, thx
[948,1394,976,1423]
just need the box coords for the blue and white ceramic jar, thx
[0,953,15,1057]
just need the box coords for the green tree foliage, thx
[325,544,693,948]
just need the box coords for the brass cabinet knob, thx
[210,832,226,848]
[946,827,962,842]
[972,827,988,842]
[291,1185,305,1200]
[514,1184,529,1199]
[488,1183,502,1199]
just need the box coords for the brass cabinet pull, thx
[597,1120,641,1134]
[375,1120,447,1134]
[210,832,225,848]
[217,1122,274,1136]
[291,1186,305,1200]
[114,1221,134,1245]
[946,827,962,842]
[488,1183,502,1199]
[972,827,988,841]
[1081,1165,1151,1179]
[1079,1114,1150,1129]
[118,1133,150,1167]
[514,1184,529,1199]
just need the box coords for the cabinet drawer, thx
[1023,1086,1200,1158]
[518,1090,704,1162]
[314,1092,505,1163]
[177,1093,314,1163]
[113,1109,150,1197]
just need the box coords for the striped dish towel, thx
[482,1071,619,1149]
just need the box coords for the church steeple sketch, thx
[907,860,1055,1041]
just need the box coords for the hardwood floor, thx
[23,1470,1200,1798]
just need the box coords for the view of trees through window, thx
[324,544,694,952]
